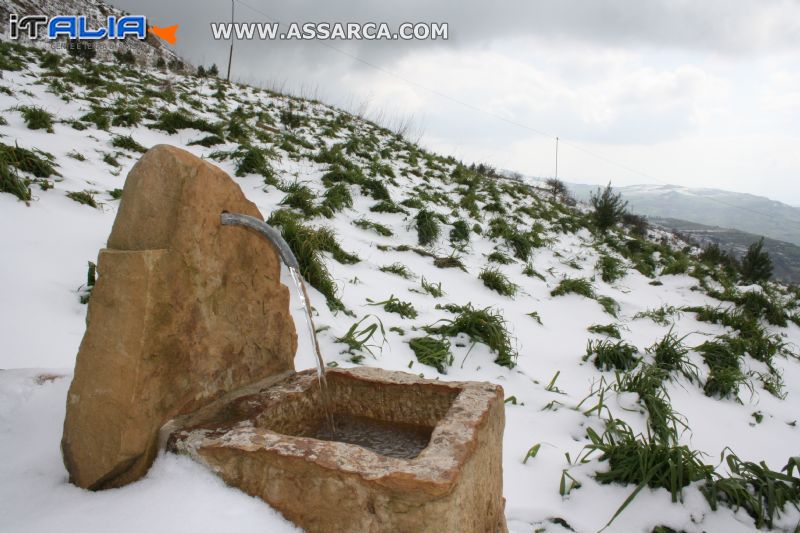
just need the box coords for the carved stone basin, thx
[168,367,507,533]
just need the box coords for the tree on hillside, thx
[740,237,773,283]
[545,177,568,202]
[208,63,219,77]
[591,183,627,232]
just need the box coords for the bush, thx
[740,238,772,283]
[591,183,627,232]
[622,212,648,238]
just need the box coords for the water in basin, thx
[304,414,433,459]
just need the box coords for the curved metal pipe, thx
[220,212,301,271]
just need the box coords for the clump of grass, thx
[109,188,123,200]
[18,106,54,132]
[367,295,417,319]
[322,183,353,213]
[588,323,621,339]
[648,329,697,381]
[661,254,690,276]
[427,303,517,368]
[450,219,470,244]
[634,305,680,326]
[370,200,407,214]
[736,290,788,327]
[583,420,713,509]
[551,277,594,298]
[415,209,441,246]
[434,255,467,271]
[188,134,225,147]
[80,106,110,129]
[380,262,413,279]
[67,150,86,161]
[102,153,120,168]
[400,197,425,209]
[279,181,318,217]
[487,251,513,265]
[232,144,277,183]
[267,210,350,310]
[150,110,223,136]
[0,157,30,202]
[598,254,626,283]
[696,339,749,400]
[334,315,386,362]
[360,177,391,201]
[596,296,620,317]
[584,339,638,371]
[111,134,147,153]
[66,190,97,208]
[479,267,518,297]
[419,277,444,298]
[522,263,546,281]
[354,218,392,237]
[615,363,687,444]
[409,336,453,373]
[0,142,58,178]
[702,453,800,529]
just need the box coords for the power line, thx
[229,0,797,226]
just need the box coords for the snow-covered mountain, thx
[569,183,800,247]
[1,39,800,533]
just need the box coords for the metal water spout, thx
[220,212,334,430]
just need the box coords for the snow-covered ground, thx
[1,44,799,532]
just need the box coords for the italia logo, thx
[8,14,178,44]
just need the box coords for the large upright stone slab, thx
[62,144,297,490]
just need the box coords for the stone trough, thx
[62,145,507,532]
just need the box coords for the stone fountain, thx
[62,145,507,532]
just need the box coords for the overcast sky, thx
[109,0,800,204]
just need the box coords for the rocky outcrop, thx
[61,145,297,490]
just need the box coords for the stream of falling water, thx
[288,266,336,433]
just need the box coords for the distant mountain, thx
[648,217,800,284]
[568,183,800,247]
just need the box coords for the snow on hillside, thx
[1,42,799,532]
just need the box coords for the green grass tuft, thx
[551,277,594,298]
[479,267,518,297]
[354,217,392,237]
[18,106,54,132]
[427,303,517,368]
[367,295,417,319]
[111,135,147,153]
[409,336,453,373]
[584,339,638,371]
[380,262,414,279]
[415,209,441,246]
[587,323,621,339]
[66,190,97,208]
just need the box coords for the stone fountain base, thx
[168,367,508,533]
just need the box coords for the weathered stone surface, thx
[170,367,507,532]
[62,144,297,490]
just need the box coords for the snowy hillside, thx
[1,41,799,533]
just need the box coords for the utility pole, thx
[226,0,234,81]
[555,136,559,180]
